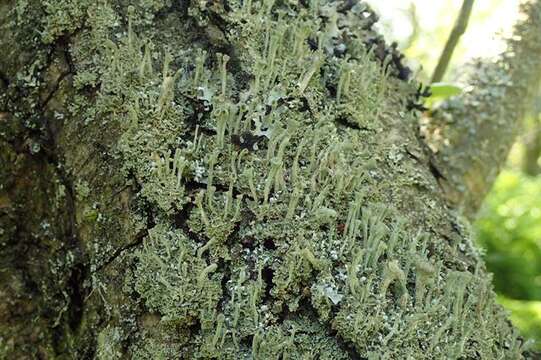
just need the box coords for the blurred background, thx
[366,0,541,350]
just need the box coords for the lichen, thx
[133,223,222,324]
[79,0,523,357]
[0,0,527,358]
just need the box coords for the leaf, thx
[429,82,462,99]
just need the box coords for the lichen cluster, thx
[0,0,528,358]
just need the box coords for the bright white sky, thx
[365,0,522,80]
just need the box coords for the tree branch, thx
[431,0,475,83]
[422,0,541,218]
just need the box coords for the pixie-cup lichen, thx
[1,0,531,358]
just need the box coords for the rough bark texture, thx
[0,1,533,359]
[422,0,541,219]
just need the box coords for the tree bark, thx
[0,1,535,358]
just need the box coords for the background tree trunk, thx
[0,1,537,358]
[423,0,541,219]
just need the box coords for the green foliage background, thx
[476,171,541,301]
[476,171,541,350]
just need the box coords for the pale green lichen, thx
[133,223,222,324]
[3,0,529,358]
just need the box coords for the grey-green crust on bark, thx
[0,0,529,358]
[423,0,541,219]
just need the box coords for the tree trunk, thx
[0,1,535,358]
[523,124,541,176]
